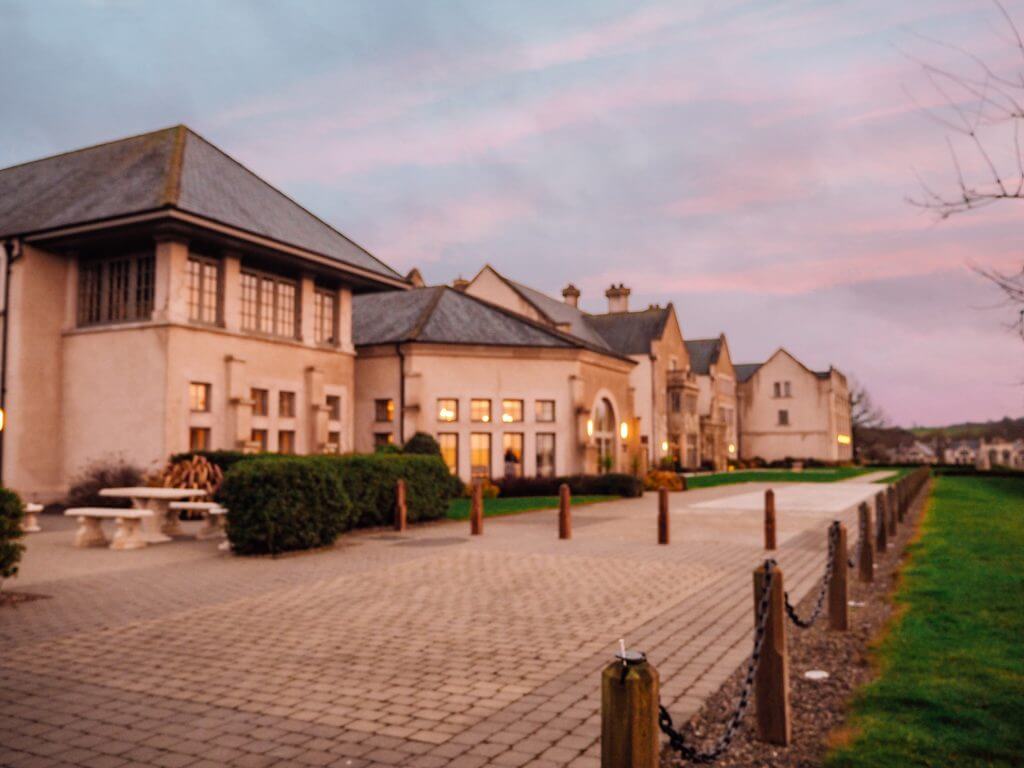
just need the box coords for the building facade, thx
[0,126,406,501]
[685,336,738,471]
[735,348,853,463]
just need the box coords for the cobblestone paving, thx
[0,482,879,768]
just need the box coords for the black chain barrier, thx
[658,559,776,764]
[783,521,839,630]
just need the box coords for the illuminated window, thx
[279,391,296,419]
[438,433,458,474]
[251,429,268,451]
[314,288,337,345]
[501,399,523,423]
[375,399,394,422]
[778,409,790,426]
[278,430,295,454]
[251,388,269,417]
[326,395,341,421]
[240,269,297,338]
[437,399,458,422]
[77,249,155,326]
[535,400,555,422]
[503,433,524,477]
[189,427,210,451]
[374,432,394,449]
[186,255,220,325]
[471,399,491,423]
[470,433,491,479]
[536,433,556,478]
[189,382,210,412]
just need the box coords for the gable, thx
[464,267,549,325]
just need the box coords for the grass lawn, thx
[686,466,873,488]
[827,475,1024,768]
[446,495,615,519]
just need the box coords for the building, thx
[0,126,407,501]
[352,286,639,480]
[735,348,853,463]
[684,336,739,471]
[462,266,703,470]
[893,440,938,464]
[944,439,978,465]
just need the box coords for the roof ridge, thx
[0,124,181,176]
[407,286,446,341]
[162,125,187,206]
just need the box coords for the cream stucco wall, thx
[464,267,548,324]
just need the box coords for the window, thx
[187,255,220,324]
[503,433,524,477]
[189,427,210,452]
[501,399,523,423]
[375,399,395,422]
[471,399,491,423]
[593,398,616,473]
[279,391,296,419]
[437,399,458,422]
[189,382,210,412]
[374,432,394,449]
[470,433,492,479]
[77,250,155,326]
[773,382,781,398]
[778,409,790,426]
[314,288,337,345]
[536,433,556,478]
[670,390,681,413]
[251,388,269,417]
[535,400,555,422]
[278,430,295,454]
[251,429,268,451]
[783,381,792,397]
[240,270,298,338]
[326,395,341,421]
[685,394,698,414]
[327,431,340,452]
[438,433,458,474]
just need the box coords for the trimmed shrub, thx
[496,473,643,498]
[375,443,402,455]
[219,457,352,556]
[404,432,441,456]
[462,478,500,499]
[169,450,262,473]
[66,459,145,508]
[644,470,683,491]
[0,488,25,583]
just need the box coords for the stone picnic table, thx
[98,487,207,543]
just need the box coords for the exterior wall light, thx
[661,440,669,452]
[837,434,851,445]
[619,422,628,440]
[0,407,5,432]
[586,419,594,437]
[728,443,736,454]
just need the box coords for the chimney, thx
[406,268,425,287]
[562,283,580,308]
[605,283,631,313]
[452,276,469,292]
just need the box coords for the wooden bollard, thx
[394,479,407,532]
[658,487,669,545]
[764,489,776,551]
[600,650,659,768]
[897,482,907,522]
[559,483,571,540]
[828,523,849,631]
[887,486,898,537]
[470,481,483,536]
[754,562,791,745]
[857,502,874,583]
[875,491,887,553]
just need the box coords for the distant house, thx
[894,440,938,464]
[944,439,978,465]
[685,336,738,470]
[735,348,853,463]
[976,438,1024,469]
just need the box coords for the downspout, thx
[0,239,23,487]
[396,343,406,445]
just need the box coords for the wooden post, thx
[470,481,483,536]
[828,523,849,631]
[658,488,669,545]
[897,482,907,522]
[754,562,791,745]
[601,650,659,768]
[875,491,887,553]
[858,502,874,583]
[887,486,898,537]
[394,479,407,532]
[764,489,776,551]
[559,483,571,540]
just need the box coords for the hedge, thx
[0,487,25,582]
[496,473,643,498]
[218,453,457,555]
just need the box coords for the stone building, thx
[0,126,406,501]
[735,348,853,463]
[684,335,738,470]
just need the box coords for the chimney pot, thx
[605,283,631,313]
[562,283,580,308]
[452,276,469,292]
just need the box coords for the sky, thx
[1,0,1022,427]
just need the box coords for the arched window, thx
[593,398,616,473]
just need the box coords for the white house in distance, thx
[735,348,853,463]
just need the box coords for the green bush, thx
[218,453,457,555]
[496,473,643,498]
[0,488,25,583]
[403,432,441,456]
[219,457,352,556]
[169,450,266,473]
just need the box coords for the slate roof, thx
[353,287,585,350]
[0,125,402,282]
[587,307,671,355]
[685,338,723,375]
[734,363,763,383]
[505,279,615,351]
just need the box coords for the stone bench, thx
[22,503,43,534]
[64,507,154,550]
[170,501,228,540]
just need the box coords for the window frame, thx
[251,429,268,451]
[251,388,269,417]
[470,399,492,423]
[278,430,296,454]
[535,400,556,423]
[186,253,222,326]
[313,287,339,346]
[438,433,459,475]
[470,432,492,480]
[375,398,395,423]
[437,398,459,423]
[189,382,211,413]
[326,394,341,421]
[239,267,299,340]
[501,399,524,424]
[536,432,556,478]
[279,391,296,419]
[778,409,790,426]
[502,432,524,477]
[77,249,156,327]
[189,426,211,452]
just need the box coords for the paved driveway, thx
[0,481,883,768]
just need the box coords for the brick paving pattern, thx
[0,481,880,768]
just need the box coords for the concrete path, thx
[0,481,882,768]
